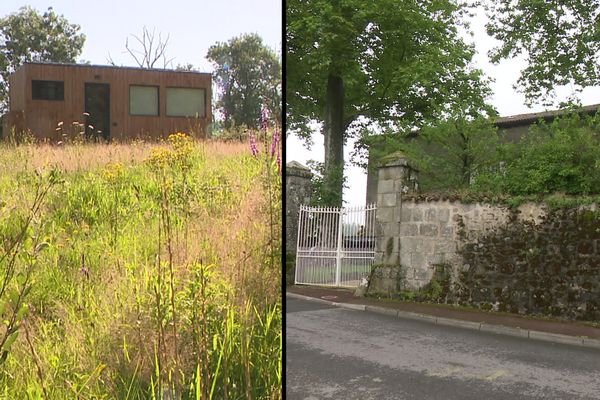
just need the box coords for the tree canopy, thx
[485,0,600,105]
[358,116,500,192]
[0,6,85,113]
[207,33,281,130]
[287,0,492,206]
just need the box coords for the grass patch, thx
[0,131,281,399]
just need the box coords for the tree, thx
[107,26,174,69]
[207,33,281,130]
[485,1,600,105]
[357,115,500,192]
[287,0,492,207]
[0,6,85,113]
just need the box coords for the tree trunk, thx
[323,73,345,207]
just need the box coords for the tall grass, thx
[0,131,281,399]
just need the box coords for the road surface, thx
[286,296,600,399]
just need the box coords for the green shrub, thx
[475,112,600,195]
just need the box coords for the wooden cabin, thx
[2,62,212,141]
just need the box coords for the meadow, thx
[0,129,281,399]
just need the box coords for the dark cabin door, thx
[84,83,110,141]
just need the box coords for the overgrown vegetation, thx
[475,111,600,196]
[366,109,600,201]
[0,131,281,398]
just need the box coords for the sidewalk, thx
[286,285,600,349]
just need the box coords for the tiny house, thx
[3,62,212,141]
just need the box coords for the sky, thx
[285,7,600,207]
[0,1,282,72]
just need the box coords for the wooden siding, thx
[9,63,212,141]
[9,66,26,111]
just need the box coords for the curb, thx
[286,292,600,350]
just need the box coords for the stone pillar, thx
[285,161,313,255]
[374,156,418,266]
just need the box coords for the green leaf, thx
[3,330,19,352]
[16,303,28,321]
[34,242,50,253]
[0,351,8,365]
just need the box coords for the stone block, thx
[377,207,394,223]
[401,237,436,254]
[383,223,399,237]
[411,253,426,269]
[460,204,474,213]
[480,324,528,338]
[528,331,584,346]
[375,236,387,253]
[425,208,437,222]
[366,305,398,317]
[413,208,423,221]
[382,193,397,207]
[437,317,481,331]
[399,251,412,267]
[400,237,417,253]
[400,207,412,222]
[406,267,416,279]
[434,240,457,254]
[441,225,455,238]
[419,223,439,236]
[414,267,432,281]
[384,237,399,255]
[378,179,395,194]
[400,237,419,252]
[398,311,437,324]
[400,223,418,236]
[379,166,404,180]
[374,251,385,264]
[422,238,436,254]
[382,251,399,265]
[428,252,446,265]
[438,208,450,223]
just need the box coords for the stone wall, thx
[455,206,600,320]
[394,200,544,288]
[372,157,600,321]
[285,161,313,254]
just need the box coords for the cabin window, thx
[32,80,64,100]
[166,88,205,117]
[130,85,159,116]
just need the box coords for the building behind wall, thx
[2,62,212,141]
[365,103,600,204]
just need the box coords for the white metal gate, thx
[295,204,377,287]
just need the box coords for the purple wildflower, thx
[276,144,281,174]
[261,107,270,132]
[270,128,280,156]
[249,132,259,157]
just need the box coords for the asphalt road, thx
[286,296,600,400]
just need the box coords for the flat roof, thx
[18,61,210,75]
[495,103,600,128]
